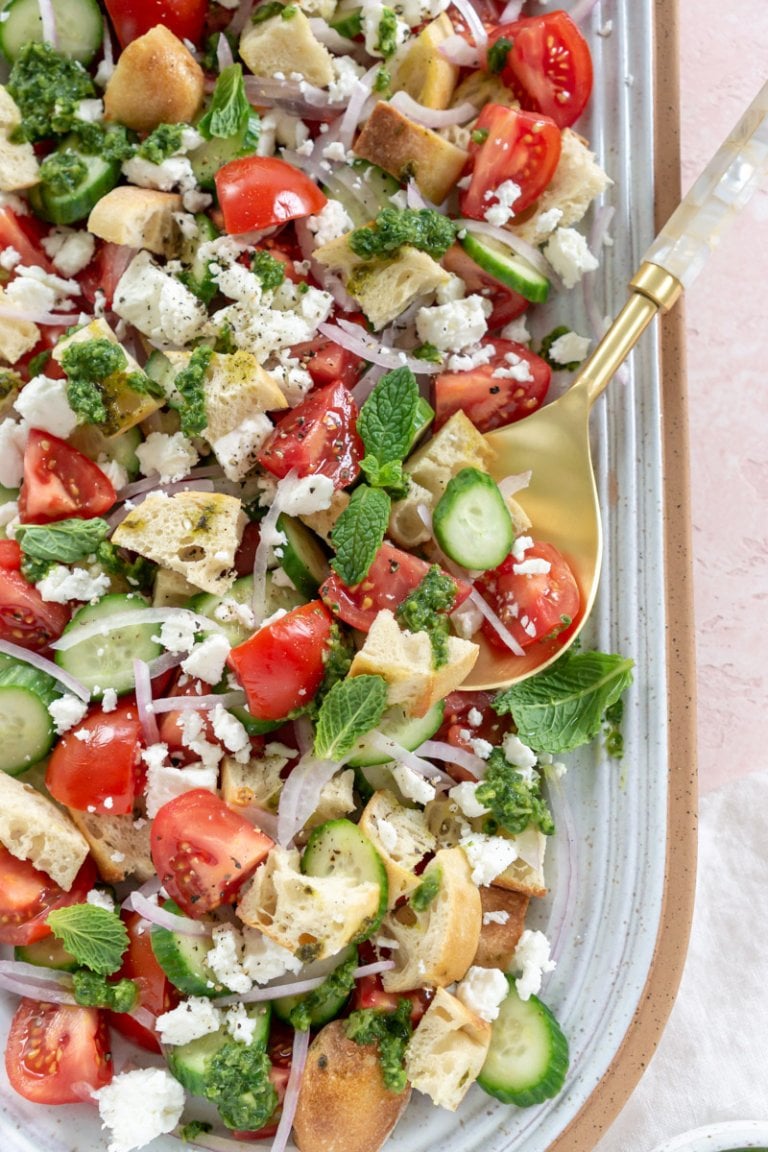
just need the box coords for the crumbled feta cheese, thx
[391,763,436,805]
[76,98,104,123]
[212,259,263,304]
[4,272,55,313]
[267,351,314,407]
[122,155,198,195]
[361,1,409,56]
[415,295,492,353]
[95,1068,185,1152]
[214,597,256,632]
[212,281,333,362]
[456,965,509,1021]
[86,887,116,912]
[211,414,275,482]
[14,374,79,439]
[48,694,89,736]
[37,565,110,605]
[500,315,532,344]
[0,500,18,530]
[0,246,20,270]
[241,926,303,985]
[327,55,366,103]
[157,615,198,654]
[276,473,334,517]
[101,688,118,713]
[308,198,354,248]
[484,179,522,228]
[113,250,208,346]
[96,455,129,492]
[512,557,551,576]
[390,0,449,26]
[492,351,533,382]
[482,909,510,926]
[548,330,591,365]
[136,431,199,483]
[376,816,400,854]
[181,633,231,686]
[460,831,518,886]
[144,760,219,818]
[502,732,537,771]
[511,535,534,562]
[206,923,252,994]
[435,273,466,305]
[450,599,483,641]
[178,710,224,771]
[543,227,599,289]
[156,997,223,1046]
[225,1003,258,1045]
[467,707,483,728]
[449,781,490,819]
[514,929,556,1001]
[211,703,250,761]
[446,342,494,372]
[534,207,563,237]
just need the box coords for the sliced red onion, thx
[216,31,234,71]
[337,65,379,150]
[238,804,279,840]
[351,363,386,406]
[0,638,90,701]
[0,304,90,326]
[134,659,160,745]
[128,1004,158,1035]
[151,690,246,713]
[438,33,480,67]
[499,0,523,19]
[271,1027,310,1152]
[405,180,430,210]
[0,974,77,1003]
[454,218,555,281]
[498,471,532,499]
[319,321,443,375]
[415,739,486,779]
[390,92,477,129]
[52,607,224,653]
[136,874,162,900]
[122,891,213,937]
[251,496,283,625]
[36,0,58,47]
[0,959,76,988]
[277,754,345,846]
[569,0,601,22]
[450,0,487,48]
[101,16,114,71]
[147,650,185,678]
[308,17,368,59]
[354,959,395,978]
[119,469,221,500]
[468,587,526,656]
[292,714,314,758]
[243,76,344,119]
[217,974,327,1007]
[227,0,255,35]
[364,732,453,789]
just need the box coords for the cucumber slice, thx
[322,160,401,228]
[15,936,78,971]
[347,701,444,768]
[179,213,221,304]
[277,515,329,599]
[189,115,260,191]
[150,903,222,997]
[0,0,102,63]
[28,137,121,226]
[432,467,514,571]
[460,231,550,304]
[478,981,569,1107]
[0,662,60,775]
[272,943,357,1027]
[55,593,163,697]
[104,426,142,481]
[302,819,388,939]
[190,573,305,648]
[167,1006,271,1096]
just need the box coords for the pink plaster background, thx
[678,1,768,795]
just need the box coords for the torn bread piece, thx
[68,809,154,885]
[0,773,90,891]
[405,987,492,1110]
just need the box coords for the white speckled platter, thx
[649,1122,768,1152]
[0,0,696,1150]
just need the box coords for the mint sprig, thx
[16,517,110,566]
[493,651,634,754]
[46,904,129,976]
[331,485,391,586]
[198,63,250,140]
[358,367,419,464]
[314,674,389,760]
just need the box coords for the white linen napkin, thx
[595,768,768,1151]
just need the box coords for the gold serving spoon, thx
[463,79,768,691]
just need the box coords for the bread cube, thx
[354,101,468,205]
[104,26,204,132]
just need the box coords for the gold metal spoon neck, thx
[630,261,685,312]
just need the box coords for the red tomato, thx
[0,540,21,569]
[46,698,144,815]
[257,381,363,490]
[290,335,365,391]
[227,601,333,722]
[434,690,515,781]
[19,430,116,525]
[352,972,431,1025]
[475,541,580,650]
[151,790,274,917]
[234,520,261,577]
[103,0,206,46]
[15,324,69,383]
[320,543,471,633]
[78,242,135,309]
[459,104,562,221]
[6,999,112,1104]
[0,848,96,947]
[156,675,216,761]
[109,911,179,1052]
[0,207,52,271]
[0,566,70,651]
[442,245,529,330]
[490,11,593,130]
[215,157,327,235]
[433,338,551,433]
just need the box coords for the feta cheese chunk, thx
[543,227,599,289]
[456,965,509,1021]
[513,928,556,1001]
[135,431,199,483]
[391,762,437,805]
[48,694,89,736]
[308,199,354,248]
[36,565,110,605]
[449,781,490,819]
[460,830,518,886]
[548,330,591,365]
[113,250,208,346]
[41,227,96,277]
[416,295,492,353]
[14,374,79,439]
[180,633,232,685]
[241,926,304,984]
[144,759,219,818]
[95,1068,185,1152]
[156,997,223,1045]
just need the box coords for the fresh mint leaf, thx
[493,650,634,753]
[358,367,420,466]
[16,517,110,565]
[359,456,409,499]
[198,64,250,140]
[331,484,391,586]
[47,904,129,976]
[314,674,389,760]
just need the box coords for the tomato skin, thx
[320,544,472,633]
[290,335,365,391]
[434,690,515,781]
[6,999,112,1104]
[475,541,581,650]
[215,157,328,234]
[104,0,207,46]
[0,206,52,271]
[0,566,70,651]
[433,338,551,433]
[46,699,144,816]
[156,675,217,761]
[257,381,363,490]
[0,540,21,569]
[442,245,529,330]
[490,12,593,130]
[109,911,179,1052]
[78,242,135,309]
[0,848,97,946]
[19,430,116,525]
[227,601,333,722]
[150,790,274,918]
[352,972,431,1026]
[459,104,562,221]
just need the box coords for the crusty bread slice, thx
[68,809,154,884]
[0,86,39,192]
[0,773,90,891]
[239,10,335,88]
[203,350,288,442]
[474,886,530,970]
[354,100,468,206]
[405,987,491,1110]
[390,14,459,111]
[509,128,611,244]
[0,286,40,364]
[358,789,436,906]
[87,186,184,258]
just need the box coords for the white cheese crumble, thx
[415,294,492,353]
[456,965,509,1021]
[500,314,532,344]
[543,227,599,289]
[241,926,304,984]
[513,928,556,1001]
[449,781,490,819]
[144,760,219,819]
[41,227,96,277]
[327,55,366,103]
[156,997,223,1046]
[482,909,510,926]
[391,762,437,805]
[101,688,118,713]
[95,1068,185,1152]
[181,633,232,686]
[211,703,251,762]
[48,694,89,735]
[484,179,522,228]
[534,206,563,237]
[460,831,518,886]
[156,615,198,654]
[14,374,79,439]
[135,431,199,483]
[276,472,334,516]
[86,887,115,912]
[308,198,354,247]
[512,557,551,576]
[113,250,208,347]
[178,710,224,771]
[206,923,253,994]
[502,732,538,771]
[37,565,110,605]
[548,330,591,365]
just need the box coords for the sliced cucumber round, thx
[0,662,60,775]
[167,1005,272,1096]
[277,515,329,600]
[15,935,78,971]
[28,140,121,227]
[433,467,514,571]
[460,231,550,304]
[302,819,388,940]
[150,903,221,997]
[272,943,357,1028]
[0,0,102,63]
[190,572,304,649]
[347,701,444,768]
[478,981,569,1107]
[55,593,163,698]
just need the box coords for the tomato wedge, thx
[109,910,180,1053]
[104,0,207,46]
[150,790,274,917]
[46,698,145,816]
[0,848,97,946]
[19,430,116,524]
[475,540,581,650]
[490,11,594,130]
[0,540,21,569]
[433,338,551,432]
[0,565,70,651]
[227,600,334,722]
[6,999,112,1104]
[459,104,562,221]
[0,206,52,271]
[257,381,363,490]
[215,157,328,234]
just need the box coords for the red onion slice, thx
[318,321,444,375]
[0,974,77,1003]
[468,587,526,656]
[499,0,523,18]
[337,66,379,150]
[450,0,487,48]
[216,31,234,71]
[228,0,255,35]
[277,754,344,846]
[243,76,344,120]
[217,974,328,1007]
[270,1027,310,1152]
[364,732,453,789]
[151,691,246,713]
[36,0,58,47]
[438,33,480,67]
[147,650,185,679]
[0,638,91,702]
[100,16,114,71]
[498,471,532,499]
[390,92,478,128]
[415,739,487,779]
[52,607,224,653]
[308,17,368,59]
[0,959,76,988]
[134,659,160,745]
[354,959,395,978]
[122,891,213,937]
[351,363,386,406]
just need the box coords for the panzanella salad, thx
[0,0,632,1150]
